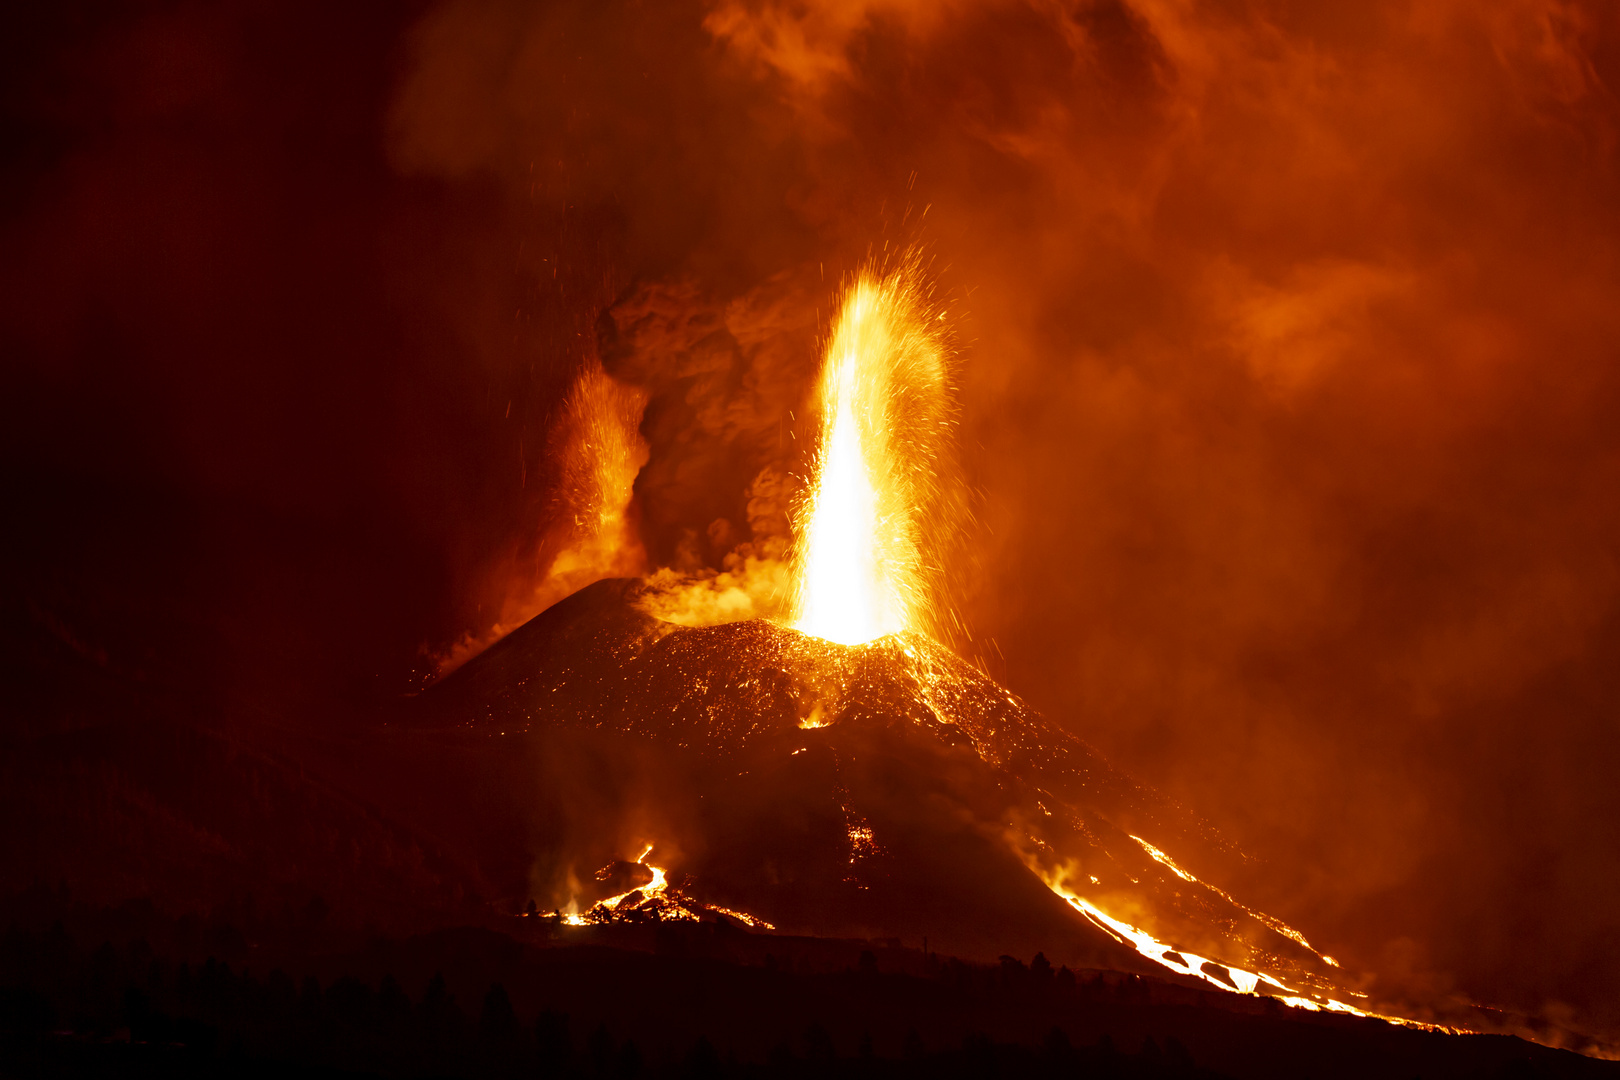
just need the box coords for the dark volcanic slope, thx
[416,579,1344,1003]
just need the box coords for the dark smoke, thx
[596,269,820,570]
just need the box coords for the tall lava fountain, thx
[791,264,952,646]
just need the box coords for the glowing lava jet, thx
[791,267,950,646]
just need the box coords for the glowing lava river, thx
[420,260,1459,1036]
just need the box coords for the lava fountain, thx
[791,263,953,645]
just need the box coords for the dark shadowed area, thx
[4,0,1620,1057]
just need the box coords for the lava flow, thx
[558,845,775,930]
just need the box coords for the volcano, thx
[415,575,1367,1018]
[399,259,1448,1036]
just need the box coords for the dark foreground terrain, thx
[1,887,1613,1080]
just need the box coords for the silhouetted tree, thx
[326,976,373,1030]
[419,972,466,1058]
[121,987,152,1041]
[616,1038,643,1079]
[480,982,516,1040]
[1030,952,1053,984]
[88,942,118,998]
[1042,1026,1073,1065]
[804,1023,835,1064]
[535,1009,572,1077]
[683,1034,721,1080]
[264,968,297,1016]
[197,957,237,1021]
[589,1023,616,1076]
[298,974,322,1021]
[421,973,452,1019]
[963,1032,996,1076]
[377,974,410,1034]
